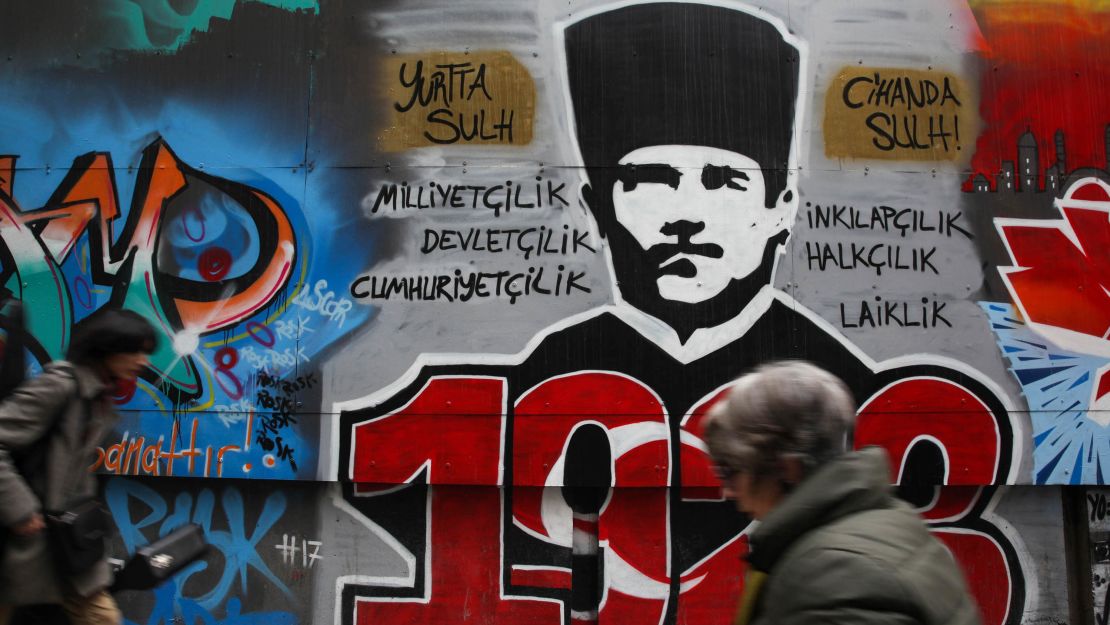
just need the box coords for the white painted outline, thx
[912,487,942,518]
[678,522,751,580]
[327,3,1025,622]
[351,472,427,498]
[510,563,572,575]
[510,369,675,618]
[552,0,807,360]
[345,375,507,484]
[855,374,1006,484]
[995,176,1110,357]
[509,369,668,544]
[338,486,565,623]
[933,486,1034,625]
[674,385,736,502]
[977,488,1034,619]
[1091,361,1110,427]
[933,525,1013,625]
[917,486,981,524]
[328,293,1022,625]
[331,291,1022,484]
[898,435,951,483]
[332,483,419,623]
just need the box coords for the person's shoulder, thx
[41,360,75,375]
[767,506,975,624]
[20,360,77,388]
[764,505,930,596]
[762,535,918,620]
[534,309,636,344]
[783,504,924,562]
[37,361,80,388]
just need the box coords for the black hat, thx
[564,2,801,196]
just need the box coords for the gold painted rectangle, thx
[379,50,535,151]
[824,67,975,162]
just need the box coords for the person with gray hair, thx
[703,360,982,625]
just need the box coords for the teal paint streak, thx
[103,0,318,52]
[258,0,318,11]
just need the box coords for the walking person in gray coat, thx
[702,360,982,625]
[0,309,156,625]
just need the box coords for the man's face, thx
[611,145,792,304]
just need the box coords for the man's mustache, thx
[646,242,725,277]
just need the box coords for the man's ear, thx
[779,456,806,486]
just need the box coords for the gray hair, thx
[702,361,856,479]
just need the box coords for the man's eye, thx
[617,164,682,192]
[702,165,750,191]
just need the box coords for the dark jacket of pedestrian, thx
[741,447,982,625]
[0,308,155,625]
[0,361,118,603]
[702,361,983,625]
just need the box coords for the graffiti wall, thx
[105,477,314,625]
[0,0,1105,623]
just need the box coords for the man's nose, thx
[660,220,705,240]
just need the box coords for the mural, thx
[331,5,1029,625]
[0,134,364,480]
[105,477,314,624]
[988,178,1110,485]
[0,0,1104,624]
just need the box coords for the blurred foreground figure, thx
[0,309,157,625]
[703,361,982,625]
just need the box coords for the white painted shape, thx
[613,145,790,304]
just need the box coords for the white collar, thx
[612,286,790,364]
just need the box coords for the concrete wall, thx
[0,1,1105,623]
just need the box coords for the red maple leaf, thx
[998,177,1110,342]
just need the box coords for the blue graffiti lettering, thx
[106,479,294,612]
